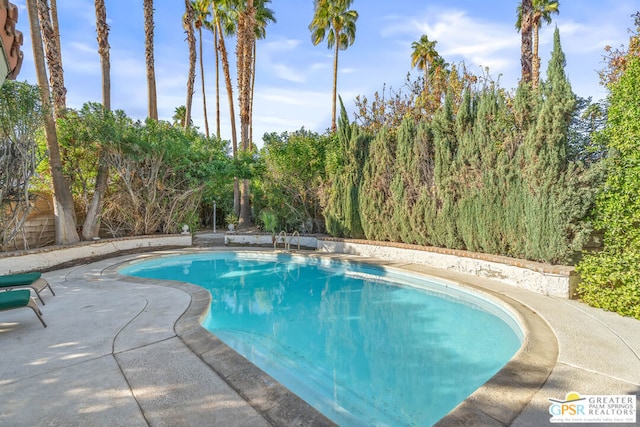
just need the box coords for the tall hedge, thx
[577,55,640,319]
[323,29,599,265]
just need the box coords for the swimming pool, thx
[121,251,522,426]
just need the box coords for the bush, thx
[577,55,640,319]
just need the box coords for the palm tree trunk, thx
[214,23,220,139]
[94,0,110,111]
[183,0,196,130]
[217,21,238,154]
[331,37,339,132]
[49,0,62,80]
[216,18,239,214]
[532,22,540,88]
[249,40,256,148]
[237,0,255,226]
[36,0,66,118]
[144,0,158,120]
[520,0,533,84]
[198,26,210,138]
[26,0,79,245]
[82,0,110,240]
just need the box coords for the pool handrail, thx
[275,230,287,250]
[289,231,300,251]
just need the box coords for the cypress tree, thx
[390,117,419,243]
[411,120,436,246]
[431,92,462,248]
[520,27,593,263]
[359,126,396,241]
[324,99,368,238]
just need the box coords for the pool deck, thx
[1,247,638,426]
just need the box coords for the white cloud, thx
[404,9,519,76]
[262,38,302,53]
[310,62,330,72]
[271,64,306,83]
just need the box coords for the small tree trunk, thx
[27,0,79,245]
[82,163,108,239]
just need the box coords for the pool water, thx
[121,252,522,426]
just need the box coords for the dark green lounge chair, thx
[0,289,47,327]
[0,272,55,305]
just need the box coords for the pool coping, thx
[105,248,558,426]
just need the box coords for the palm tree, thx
[144,0,158,120]
[183,0,197,131]
[200,0,222,139]
[249,0,275,144]
[94,0,110,111]
[516,0,533,84]
[410,34,439,83]
[172,105,190,128]
[82,0,111,240]
[212,0,238,152]
[35,0,66,117]
[309,0,358,132]
[236,0,256,226]
[531,0,559,85]
[211,0,240,214]
[192,0,211,137]
[26,0,79,244]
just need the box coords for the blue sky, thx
[11,0,639,145]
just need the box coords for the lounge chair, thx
[0,272,55,305]
[0,289,47,327]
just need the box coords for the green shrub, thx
[258,209,278,235]
[577,55,640,319]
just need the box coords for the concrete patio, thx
[0,247,638,426]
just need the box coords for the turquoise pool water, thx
[121,252,522,426]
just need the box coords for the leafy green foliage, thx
[577,55,640,319]
[254,128,329,232]
[55,104,233,236]
[56,103,133,209]
[258,209,278,235]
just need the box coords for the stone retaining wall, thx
[317,238,578,299]
[0,234,192,274]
